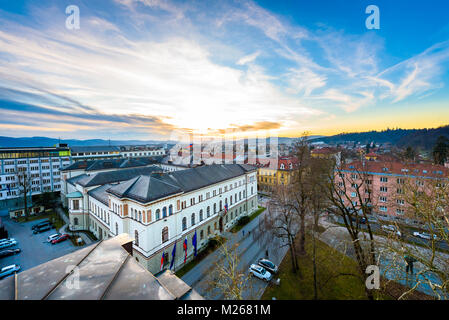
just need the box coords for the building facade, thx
[257,157,298,194]
[0,146,72,211]
[64,164,258,274]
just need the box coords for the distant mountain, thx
[0,136,174,148]
[310,126,449,150]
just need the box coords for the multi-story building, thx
[0,146,72,212]
[257,156,298,194]
[70,145,165,162]
[337,160,449,218]
[64,163,258,274]
[311,147,341,166]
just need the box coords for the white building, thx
[0,146,72,213]
[65,164,258,273]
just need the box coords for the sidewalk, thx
[319,217,448,298]
[55,207,94,246]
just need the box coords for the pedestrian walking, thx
[405,255,416,274]
[242,230,245,237]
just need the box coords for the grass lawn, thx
[230,206,266,233]
[261,232,434,300]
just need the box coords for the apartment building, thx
[257,156,298,194]
[64,164,258,274]
[337,160,449,218]
[0,146,72,211]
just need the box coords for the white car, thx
[0,264,21,279]
[47,233,62,243]
[0,238,16,244]
[0,240,18,250]
[249,264,272,282]
[381,225,401,237]
[413,231,438,240]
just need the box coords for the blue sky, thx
[0,0,448,140]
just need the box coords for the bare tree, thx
[262,185,301,274]
[324,161,378,299]
[16,170,32,221]
[290,134,312,256]
[381,172,449,299]
[209,240,252,300]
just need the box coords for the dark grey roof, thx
[77,165,163,188]
[88,184,113,206]
[70,145,121,153]
[107,175,183,203]
[66,174,88,187]
[61,157,163,172]
[106,164,256,204]
[158,164,256,193]
[0,234,202,300]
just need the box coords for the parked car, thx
[367,217,378,224]
[33,224,53,234]
[249,264,272,281]
[0,249,21,259]
[0,240,18,250]
[0,238,16,244]
[258,258,278,274]
[47,233,61,243]
[51,234,70,244]
[350,216,367,224]
[381,225,401,237]
[0,264,21,279]
[31,219,50,230]
[413,231,438,240]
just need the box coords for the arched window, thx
[182,217,187,231]
[225,215,228,223]
[162,227,169,243]
[74,217,78,225]
[219,201,222,211]
[200,230,204,240]
[191,213,195,226]
[199,210,203,222]
[139,211,142,222]
[214,203,217,213]
[169,204,173,215]
[207,226,211,235]
[235,194,237,203]
[156,209,160,220]
[115,223,118,235]
[207,206,210,217]
[162,207,167,218]
[134,230,139,247]
[251,186,253,195]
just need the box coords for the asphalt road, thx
[0,216,79,274]
[333,215,449,252]
[182,195,290,300]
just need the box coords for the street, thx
[182,196,290,300]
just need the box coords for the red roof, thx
[341,160,449,179]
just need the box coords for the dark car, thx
[257,258,278,274]
[51,234,70,244]
[31,219,51,230]
[0,248,21,259]
[33,224,53,234]
[350,216,367,224]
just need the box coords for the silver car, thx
[0,240,18,250]
[249,264,272,281]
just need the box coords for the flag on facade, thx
[170,242,176,270]
[188,143,193,148]
[224,203,228,213]
[192,230,197,257]
[183,236,188,263]
[160,252,164,271]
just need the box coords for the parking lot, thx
[1,216,80,274]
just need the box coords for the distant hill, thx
[310,125,449,150]
[0,136,174,148]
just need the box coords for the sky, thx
[0,0,448,141]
